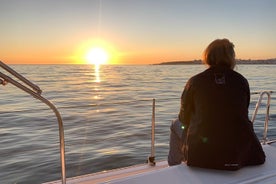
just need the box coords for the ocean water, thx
[0,64,275,184]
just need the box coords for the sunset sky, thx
[1,0,275,65]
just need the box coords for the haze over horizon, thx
[1,0,275,65]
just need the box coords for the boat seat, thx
[110,144,276,184]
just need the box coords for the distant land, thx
[157,58,276,65]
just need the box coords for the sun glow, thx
[74,40,119,65]
[85,47,109,65]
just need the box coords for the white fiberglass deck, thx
[46,143,276,184]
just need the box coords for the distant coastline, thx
[157,58,276,65]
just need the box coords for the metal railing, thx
[251,91,273,144]
[0,61,66,184]
[1,60,274,183]
[148,98,156,166]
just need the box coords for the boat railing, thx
[1,61,274,183]
[148,98,156,166]
[0,61,66,184]
[251,90,274,144]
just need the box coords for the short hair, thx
[203,39,236,69]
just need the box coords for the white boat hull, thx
[45,143,276,184]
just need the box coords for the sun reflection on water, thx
[94,64,101,83]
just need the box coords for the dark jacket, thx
[179,66,265,170]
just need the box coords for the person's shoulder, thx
[185,69,210,89]
[190,68,210,80]
[228,69,249,87]
[230,69,248,81]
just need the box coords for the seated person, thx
[168,39,265,170]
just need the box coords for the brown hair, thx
[203,39,236,69]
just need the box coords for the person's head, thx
[203,38,236,69]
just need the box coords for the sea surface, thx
[0,64,275,184]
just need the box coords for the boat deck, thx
[45,143,276,184]
[2,62,275,184]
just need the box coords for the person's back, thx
[168,38,265,170]
[183,66,263,170]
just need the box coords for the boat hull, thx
[45,143,276,184]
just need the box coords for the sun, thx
[85,47,109,65]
